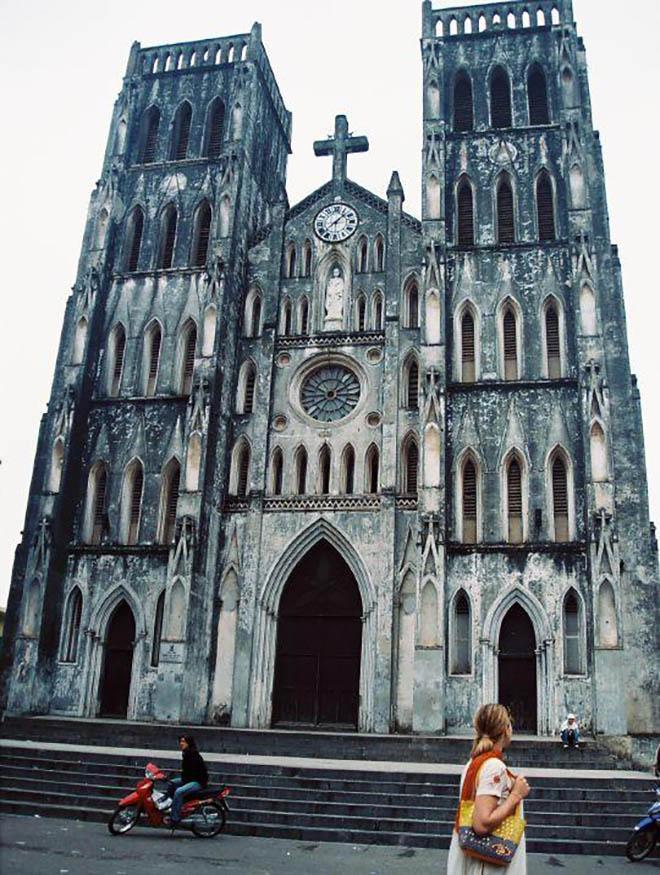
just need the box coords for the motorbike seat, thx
[181,786,221,802]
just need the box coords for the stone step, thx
[0,798,627,856]
[0,777,640,829]
[0,716,626,769]
[2,770,649,813]
[0,750,645,792]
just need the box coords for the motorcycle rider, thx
[166,735,209,825]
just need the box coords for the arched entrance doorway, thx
[498,603,537,732]
[99,601,135,718]
[272,540,362,729]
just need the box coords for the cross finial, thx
[313,115,369,186]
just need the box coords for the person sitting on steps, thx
[165,735,209,826]
[560,713,580,750]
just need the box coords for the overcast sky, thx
[0,0,658,607]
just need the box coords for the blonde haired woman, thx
[447,703,530,874]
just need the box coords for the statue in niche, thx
[324,265,345,329]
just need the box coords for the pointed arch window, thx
[598,580,618,647]
[271,448,284,495]
[403,436,419,494]
[457,177,475,246]
[139,106,160,163]
[144,321,162,396]
[404,281,419,328]
[294,446,308,494]
[186,432,202,491]
[365,444,379,494]
[240,361,257,414]
[502,306,519,380]
[231,439,250,497]
[73,316,88,365]
[551,453,570,542]
[528,64,550,125]
[246,290,262,338]
[373,293,384,329]
[299,297,310,335]
[563,589,582,673]
[158,204,178,269]
[405,357,419,409]
[85,462,108,545]
[491,66,512,128]
[496,175,515,243]
[158,458,181,544]
[108,324,126,397]
[61,587,83,663]
[356,295,367,332]
[462,458,477,543]
[191,201,212,267]
[204,97,225,158]
[545,302,561,378]
[507,456,523,544]
[281,299,292,335]
[122,459,144,545]
[170,101,192,160]
[178,320,197,395]
[590,422,608,481]
[125,206,144,272]
[374,236,385,272]
[454,70,474,132]
[202,304,217,356]
[341,445,355,494]
[317,445,331,494]
[151,591,165,667]
[452,591,472,674]
[537,171,556,241]
[461,309,476,382]
[302,240,312,277]
[357,237,368,273]
[50,438,65,493]
[285,243,297,278]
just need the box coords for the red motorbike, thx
[107,762,230,838]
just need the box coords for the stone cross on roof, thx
[313,114,369,185]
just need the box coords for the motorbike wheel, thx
[625,826,657,862]
[191,802,226,838]
[108,804,140,836]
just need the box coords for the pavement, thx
[0,738,649,781]
[1,815,658,875]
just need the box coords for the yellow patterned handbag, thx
[455,752,526,867]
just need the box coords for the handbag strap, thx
[454,751,504,831]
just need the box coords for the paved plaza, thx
[1,814,658,875]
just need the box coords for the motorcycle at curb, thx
[625,785,660,862]
[107,761,230,839]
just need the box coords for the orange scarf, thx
[453,750,505,832]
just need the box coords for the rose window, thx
[300,365,361,422]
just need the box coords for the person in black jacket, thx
[167,735,209,825]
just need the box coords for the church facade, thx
[2,0,658,737]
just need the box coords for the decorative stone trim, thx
[395,495,419,510]
[276,331,384,350]
[264,494,380,512]
[225,497,250,513]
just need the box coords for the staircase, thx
[0,717,653,857]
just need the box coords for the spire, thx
[387,171,404,199]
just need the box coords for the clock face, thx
[314,203,359,243]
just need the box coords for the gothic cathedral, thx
[2,0,658,738]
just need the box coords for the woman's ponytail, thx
[470,704,511,758]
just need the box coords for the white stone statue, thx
[324,266,345,328]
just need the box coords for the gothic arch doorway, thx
[498,603,537,732]
[272,540,362,729]
[99,600,136,718]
